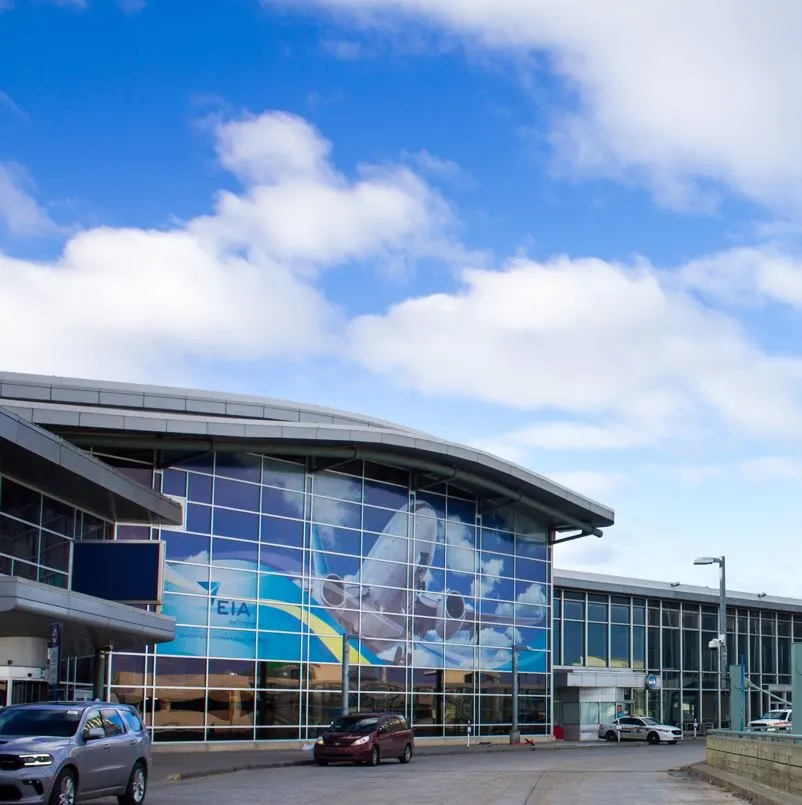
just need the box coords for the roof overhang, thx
[0,407,182,525]
[0,576,175,655]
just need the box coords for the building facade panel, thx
[102,449,554,743]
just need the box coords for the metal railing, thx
[708,729,802,745]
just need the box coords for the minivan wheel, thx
[399,744,412,764]
[368,746,380,766]
[118,762,147,805]
[49,769,76,805]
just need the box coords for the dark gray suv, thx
[0,702,150,805]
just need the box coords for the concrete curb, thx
[684,762,802,805]
[160,739,661,784]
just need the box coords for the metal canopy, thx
[0,407,182,525]
[0,576,175,655]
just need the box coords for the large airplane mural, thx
[302,500,547,664]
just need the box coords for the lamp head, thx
[693,557,720,566]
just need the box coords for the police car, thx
[598,715,683,744]
[749,709,792,732]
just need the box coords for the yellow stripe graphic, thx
[265,602,368,663]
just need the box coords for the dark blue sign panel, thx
[71,540,165,604]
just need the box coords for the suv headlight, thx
[353,735,370,746]
[19,754,53,767]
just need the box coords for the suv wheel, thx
[49,768,77,805]
[118,762,147,805]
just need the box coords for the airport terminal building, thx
[0,373,796,745]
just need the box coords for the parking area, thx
[131,742,743,805]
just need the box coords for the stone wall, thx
[707,733,802,795]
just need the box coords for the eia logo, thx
[199,581,251,617]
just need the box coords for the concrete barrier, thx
[707,730,802,796]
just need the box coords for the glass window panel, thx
[187,473,213,503]
[446,570,475,597]
[185,503,212,534]
[163,593,209,627]
[610,625,629,668]
[212,508,259,541]
[563,594,585,621]
[662,629,680,669]
[80,513,108,541]
[213,478,260,512]
[211,537,259,568]
[516,558,547,584]
[255,690,301,727]
[363,478,408,510]
[633,605,645,625]
[315,552,361,577]
[0,515,39,563]
[163,532,210,563]
[447,497,476,524]
[262,457,306,491]
[445,519,475,551]
[701,610,718,631]
[261,487,305,520]
[260,544,303,575]
[0,479,41,524]
[155,656,207,688]
[446,546,475,575]
[515,536,547,561]
[111,654,149,688]
[633,627,645,670]
[588,596,608,622]
[779,638,791,675]
[257,632,303,663]
[762,635,775,673]
[41,496,75,537]
[116,524,149,541]
[481,528,514,555]
[647,627,660,670]
[662,607,680,628]
[415,492,446,519]
[702,632,718,671]
[683,630,700,671]
[261,516,305,549]
[162,468,187,497]
[480,552,514,578]
[563,620,584,666]
[215,453,261,483]
[208,628,256,661]
[38,568,67,588]
[311,496,362,530]
[611,604,630,624]
[682,607,699,629]
[313,472,362,502]
[256,662,301,689]
[363,505,407,536]
[587,622,607,667]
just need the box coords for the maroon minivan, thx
[314,712,414,766]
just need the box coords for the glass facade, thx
[99,449,553,743]
[554,587,800,729]
[0,472,111,589]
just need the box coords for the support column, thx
[510,647,520,744]
[93,648,108,701]
[341,634,350,717]
[792,644,802,734]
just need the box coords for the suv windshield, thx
[760,711,789,720]
[328,716,379,734]
[0,708,82,738]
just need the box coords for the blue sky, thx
[3,0,802,595]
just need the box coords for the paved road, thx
[122,742,744,805]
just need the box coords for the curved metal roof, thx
[0,372,615,534]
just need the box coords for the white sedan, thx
[598,716,683,744]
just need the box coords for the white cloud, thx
[0,92,27,120]
[347,254,802,449]
[275,0,802,215]
[739,456,802,481]
[0,111,455,380]
[0,163,59,238]
[548,471,629,500]
[118,0,146,14]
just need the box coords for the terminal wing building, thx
[0,373,795,744]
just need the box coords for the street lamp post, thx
[694,556,727,729]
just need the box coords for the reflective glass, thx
[187,473,213,503]
[186,503,212,534]
[311,497,361,530]
[261,516,305,548]
[216,453,261,484]
[212,508,259,541]
[363,479,408,510]
[214,478,260,512]
[262,487,305,519]
[313,472,362,502]
[263,458,305,492]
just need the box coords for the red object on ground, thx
[553,725,564,740]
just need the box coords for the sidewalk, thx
[687,762,802,805]
[151,739,646,785]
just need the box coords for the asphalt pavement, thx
[124,741,743,805]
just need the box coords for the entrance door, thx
[10,680,48,705]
